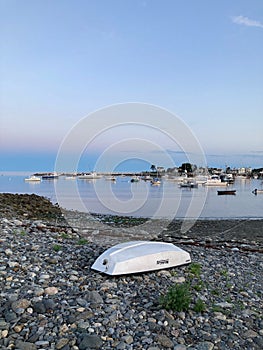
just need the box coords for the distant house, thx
[157,167,165,173]
[238,167,252,175]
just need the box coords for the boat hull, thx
[91,241,191,275]
[205,181,228,186]
[42,175,58,180]
[217,190,236,195]
[252,189,263,195]
[24,176,41,182]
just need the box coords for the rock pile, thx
[0,194,262,349]
[0,216,262,349]
[0,194,64,223]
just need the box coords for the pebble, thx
[56,338,69,349]
[44,286,59,295]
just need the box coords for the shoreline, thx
[0,193,262,247]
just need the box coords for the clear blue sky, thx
[1,0,262,172]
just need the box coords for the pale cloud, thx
[232,15,263,29]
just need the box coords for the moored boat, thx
[24,175,41,182]
[42,173,59,180]
[141,175,152,181]
[252,189,263,195]
[91,241,191,275]
[217,190,236,195]
[130,176,140,183]
[151,178,161,186]
[179,180,198,188]
[78,172,102,179]
[166,174,188,182]
[105,176,116,182]
[204,175,228,186]
[194,175,208,184]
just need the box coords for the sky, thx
[1,0,262,172]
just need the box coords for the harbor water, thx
[0,172,262,220]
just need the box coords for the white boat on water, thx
[167,174,188,182]
[194,175,208,184]
[42,172,59,180]
[179,180,198,188]
[130,176,140,183]
[151,178,161,186]
[24,175,41,182]
[252,189,263,195]
[105,176,116,182]
[78,172,102,179]
[141,175,152,181]
[204,175,228,186]
[91,241,191,275]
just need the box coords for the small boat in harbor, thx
[130,176,140,183]
[194,175,208,184]
[166,174,188,182]
[91,241,191,275]
[204,175,228,186]
[151,178,161,186]
[105,176,116,182]
[179,180,198,188]
[217,189,236,195]
[24,175,41,182]
[65,176,76,180]
[42,173,59,180]
[141,175,152,181]
[252,189,263,195]
[78,172,102,179]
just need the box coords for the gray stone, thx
[11,298,31,312]
[76,297,87,307]
[43,299,56,311]
[156,334,174,348]
[243,329,258,338]
[116,341,126,350]
[174,346,187,350]
[122,334,133,344]
[56,338,69,349]
[85,291,103,304]
[215,302,233,308]
[0,319,9,330]
[78,334,103,349]
[33,301,46,314]
[35,340,50,347]
[195,341,214,350]
[15,340,37,350]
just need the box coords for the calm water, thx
[0,172,262,219]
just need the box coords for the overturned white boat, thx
[91,241,191,275]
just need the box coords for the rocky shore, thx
[0,194,262,349]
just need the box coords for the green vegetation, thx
[53,244,62,252]
[211,289,220,296]
[193,298,206,313]
[76,238,89,245]
[220,269,228,277]
[60,232,70,239]
[160,283,191,312]
[193,280,204,291]
[212,305,224,313]
[188,262,202,277]
[160,262,210,313]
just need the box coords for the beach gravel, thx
[0,193,262,349]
